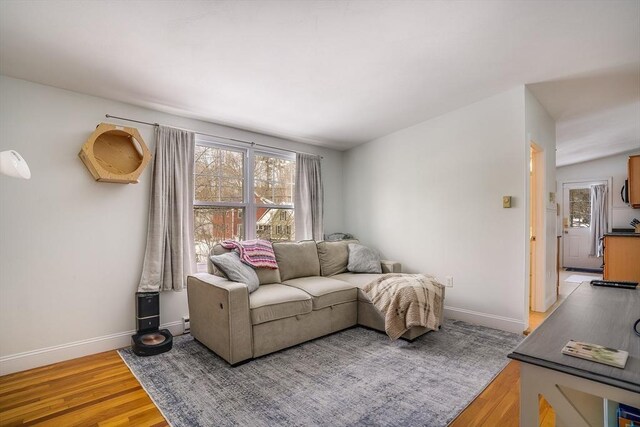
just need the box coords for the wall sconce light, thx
[0,150,31,179]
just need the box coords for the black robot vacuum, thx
[131,292,173,356]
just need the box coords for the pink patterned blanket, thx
[221,239,278,270]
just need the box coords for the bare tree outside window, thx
[194,145,244,203]
[254,155,295,205]
[194,207,244,263]
[194,145,246,268]
[569,188,591,228]
[254,154,295,241]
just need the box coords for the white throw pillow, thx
[347,243,382,274]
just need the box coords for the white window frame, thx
[195,135,295,241]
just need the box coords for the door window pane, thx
[569,188,591,228]
[256,208,294,242]
[194,207,245,264]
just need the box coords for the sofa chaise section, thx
[332,272,444,340]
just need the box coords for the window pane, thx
[253,156,271,181]
[254,179,272,203]
[194,145,244,203]
[254,155,295,205]
[221,150,244,180]
[272,183,292,204]
[256,208,294,242]
[220,178,244,202]
[194,207,245,264]
[569,188,591,228]
[195,174,218,201]
[195,175,244,203]
[194,145,220,175]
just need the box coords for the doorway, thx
[528,143,544,313]
[529,146,537,311]
[561,181,607,270]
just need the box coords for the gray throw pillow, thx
[347,243,382,274]
[210,252,259,293]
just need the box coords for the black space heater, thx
[131,292,173,356]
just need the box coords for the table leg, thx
[520,363,539,427]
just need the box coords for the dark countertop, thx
[604,232,640,238]
[508,282,640,393]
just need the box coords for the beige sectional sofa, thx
[187,240,445,365]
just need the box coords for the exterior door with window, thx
[562,181,607,269]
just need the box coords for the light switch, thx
[503,196,512,208]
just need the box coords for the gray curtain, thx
[589,184,607,257]
[138,126,196,291]
[295,154,324,240]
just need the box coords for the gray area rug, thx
[119,320,521,427]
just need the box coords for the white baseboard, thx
[0,321,183,375]
[444,306,525,334]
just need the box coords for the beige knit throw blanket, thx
[363,273,444,340]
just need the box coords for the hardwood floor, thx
[0,351,167,427]
[450,361,555,426]
[1,348,556,427]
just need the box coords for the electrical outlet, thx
[182,315,190,334]
[445,276,454,287]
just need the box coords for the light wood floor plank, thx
[1,369,132,410]
[0,351,167,427]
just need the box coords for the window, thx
[193,138,295,268]
[569,188,591,228]
[254,153,295,243]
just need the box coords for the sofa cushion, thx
[332,273,385,302]
[210,244,281,285]
[347,243,382,274]
[283,276,358,310]
[209,252,259,293]
[272,241,320,281]
[249,284,312,325]
[316,240,359,277]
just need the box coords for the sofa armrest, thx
[380,260,401,273]
[187,273,252,365]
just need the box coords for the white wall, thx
[0,75,344,374]
[343,87,528,333]
[557,150,640,231]
[524,88,557,312]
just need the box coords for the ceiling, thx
[1,1,639,162]
[529,64,640,166]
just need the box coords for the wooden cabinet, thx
[629,155,640,208]
[603,235,640,282]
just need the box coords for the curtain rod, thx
[105,114,323,159]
